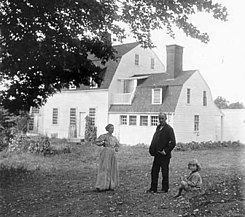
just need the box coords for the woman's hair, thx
[105,124,114,131]
[188,159,201,171]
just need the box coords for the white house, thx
[30,43,223,145]
[221,109,245,143]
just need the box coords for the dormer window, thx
[151,58,155,69]
[123,80,131,93]
[69,84,76,90]
[135,54,139,65]
[89,77,98,88]
[152,88,162,104]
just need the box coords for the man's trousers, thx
[150,155,170,192]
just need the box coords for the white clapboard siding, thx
[40,89,108,139]
[221,109,245,143]
[174,71,222,143]
[108,45,165,105]
[108,113,158,145]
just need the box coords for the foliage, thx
[175,140,241,151]
[84,116,97,142]
[228,102,244,109]
[0,107,30,151]
[15,111,30,134]
[28,136,52,155]
[214,96,229,109]
[0,0,228,113]
[7,134,30,153]
[7,134,52,155]
[6,134,72,156]
[214,96,245,109]
[0,106,16,151]
[135,140,241,152]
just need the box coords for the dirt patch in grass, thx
[0,146,244,217]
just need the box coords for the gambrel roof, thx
[70,42,140,90]
[109,70,196,113]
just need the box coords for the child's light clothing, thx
[182,171,202,191]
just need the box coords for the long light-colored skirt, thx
[95,147,119,190]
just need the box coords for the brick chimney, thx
[166,44,183,79]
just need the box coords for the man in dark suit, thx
[147,112,176,193]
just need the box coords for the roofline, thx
[108,111,175,114]
[61,88,108,93]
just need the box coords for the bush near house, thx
[84,115,97,142]
[0,107,16,151]
[174,140,241,151]
[6,135,71,156]
[135,140,241,152]
[0,107,30,151]
[7,134,52,155]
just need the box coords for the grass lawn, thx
[0,144,244,217]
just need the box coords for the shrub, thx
[84,116,97,142]
[7,135,73,156]
[0,107,16,151]
[174,140,241,151]
[28,136,52,155]
[7,134,31,153]
[8,134,52,155]
[0,108,30,151]
[50,143,71,155]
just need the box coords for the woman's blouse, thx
[96,133,120,148]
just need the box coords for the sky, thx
[1,1,244,105]
[122,0,245,105]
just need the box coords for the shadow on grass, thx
[0,164,36,188]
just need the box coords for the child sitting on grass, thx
[174,159,202,198]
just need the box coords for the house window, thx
[120,115,127,125]
[69,84,76,90]
[151,116,158,126]
[152,88,162,104]
[28,107,39,131]
[151,58,155,69]
[28,116,34,131]
[203,91,207,106]
[194,115,199,131]
[52,108,58,125]
[31,107,39,114]
[89,108,96,126]
[89,77,98,88]
[70,108,76,125]
[129,115,137,125]
[140,116,148,126]
[187,88,191,104]
[123,80,131,93]
[135,54,139,65]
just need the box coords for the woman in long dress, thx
[95,124,120,191]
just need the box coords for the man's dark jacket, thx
[149,123,176,158]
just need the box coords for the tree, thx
[228,102,244,109]
[0,0,228,114]
[214,96,245,109]
[214,96,229,109]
